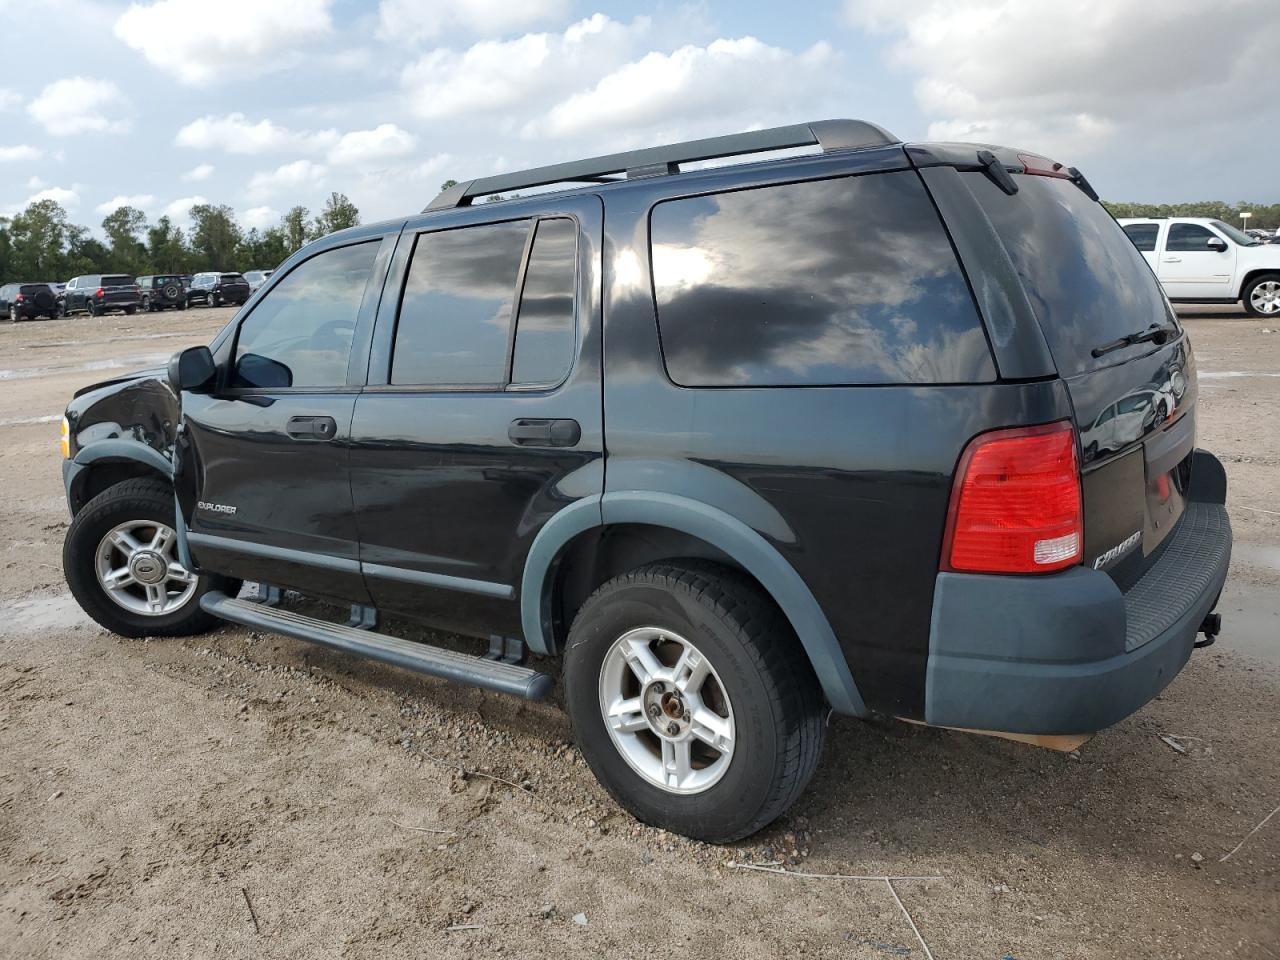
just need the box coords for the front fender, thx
[521,490,868,717]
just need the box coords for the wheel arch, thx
[1240,268,1280,300]
[522,491,868,716]
[66,439,173,515]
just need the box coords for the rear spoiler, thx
[906,143,1099,201]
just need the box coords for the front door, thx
[349,196,604,639]
[177,235,395,603]
[1157,222,1236,300]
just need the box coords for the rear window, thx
[650,171,994,386]
[221,273,246,282]
[103,275,133,287]
[19,284,50,295]
[966,174,1175,375]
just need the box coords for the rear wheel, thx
[563,561,826,843]
[86,300,97,317]
[210,293,221,308]
[64,479,236,638]
[125,305,137,315]
[7,305,17,323]
[1244,274,1280,318]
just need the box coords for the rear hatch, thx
[963,169,1196,590]
[18,284,56,312]
[102,275,141,304]
[219,273,250,297]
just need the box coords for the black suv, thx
[63,274,142,317]
[187,272,251,308]
[57,121,1232,842]
[137,275,188,312]
[0,282,58,321]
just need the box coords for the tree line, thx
[0,192,361,283]
[1103,200,1280,232]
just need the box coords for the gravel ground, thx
[0,305,1277,959]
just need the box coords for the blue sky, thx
[1,0,1276,234]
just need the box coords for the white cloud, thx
[242,205,280,231]
[247,160,326,200]
[115,0,334,85]
[175,113,338,155]
[26,176,45,190]
[376,0,569,44]
[96,194,156,215]
[401,14,649,121]
[28,77,129,136]
[0,144,42,163]
[843,0,1280,159]
[163,195,207,222]
[328,124,417,166]
[182,163,215,182]
[0,88,20,112]
[530,37,837,139]
[29,186,81,211]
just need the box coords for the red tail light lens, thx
[95,288,105,298]
[14,293,23,302]
[942,421,1083,574]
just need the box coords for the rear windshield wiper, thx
[1091,322,1179,358]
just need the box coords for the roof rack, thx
[424,119,899,211]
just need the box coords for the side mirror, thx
[1206,236,1228,252]
[168,345,216,393]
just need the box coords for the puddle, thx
[1217,578,1280,669]
[0,593,89,637]
[1233,542,1280,574]
[0,354,169,382]
[0,413,60,427]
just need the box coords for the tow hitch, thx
[1194,612,1222,649]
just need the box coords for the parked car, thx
[243,269,274,293]
[61,274,142,317]
[58,120,1231,842]
[136,275,188,312]
[0,282,58,322]
[1118,217,1280,317]
[186,272,251,307]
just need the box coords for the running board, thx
[200,592,553,700]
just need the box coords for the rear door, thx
[964,172,1196,588]
[176,235,396,602]
[348,195,603,639]
[1157,222,1236,300]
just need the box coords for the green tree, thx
[188,203,242,272]
[439,179,458,193]
[312,192,361,237]
[0,216,12,283]
[236,226,291,270]
[64,226,110,278]
[280,205,311,254]
[101,205,149,276]
[7,200,73,279]
[146,216,190,273]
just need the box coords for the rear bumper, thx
[924,450,1231,735]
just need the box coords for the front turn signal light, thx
[60,416,70,459]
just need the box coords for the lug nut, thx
[667,722,679,736]
[651,682,665,694]
[648,704,661,718]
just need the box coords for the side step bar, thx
[200,592,554,700]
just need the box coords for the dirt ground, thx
[1,305,1277,960]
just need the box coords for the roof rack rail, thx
[425,119,899,211]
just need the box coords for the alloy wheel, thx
[93,519,197,616]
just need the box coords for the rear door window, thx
[1122,223,1159,252]
[649,171,994,386]
[511,218,578,386]
[965,174,1175,375]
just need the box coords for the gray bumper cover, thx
[925,453,1231,735]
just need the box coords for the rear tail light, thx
[942,421,1083,574]
[14,293,23,302]
[95,288,104,298]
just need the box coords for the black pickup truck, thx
[62,274,142,317]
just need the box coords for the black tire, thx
[142,297,152,312]
[178,300,188,311]
[210,293,221,308]
[7,305,16,323]
[86,300,97,317]
[63,479,237,639]
[125,305,137,315]
[1242,273,1280,319]
[563,561,825,843]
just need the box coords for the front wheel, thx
[564,561,826,843]
[1243,274,1280,318]
[64,479,237,638]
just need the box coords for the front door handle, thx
[508,418,581,447]
[1161,256,1182,263]
[286,415,337,440]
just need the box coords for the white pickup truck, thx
[1117,217,1280,317]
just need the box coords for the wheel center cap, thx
[642,681,690,738]
[130,551,167,584]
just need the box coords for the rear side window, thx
[650,171,993,386]
[1123,223,1159,252]
[966,174,1175,375]
[511,218,577,386]
[391,220,529,387]
[1166,223,1217,252]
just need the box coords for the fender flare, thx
[72,438,174,477]
[521,490,868,716]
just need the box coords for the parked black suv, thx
[62,274,142,317]
[58,121,1231,842]
[186,272,251,308]
[0,282,58,321]
[137,275,188,312]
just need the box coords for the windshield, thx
[1211,219,1260,246]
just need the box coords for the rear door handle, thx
[286,415,337,440]
[508,418,581,447]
